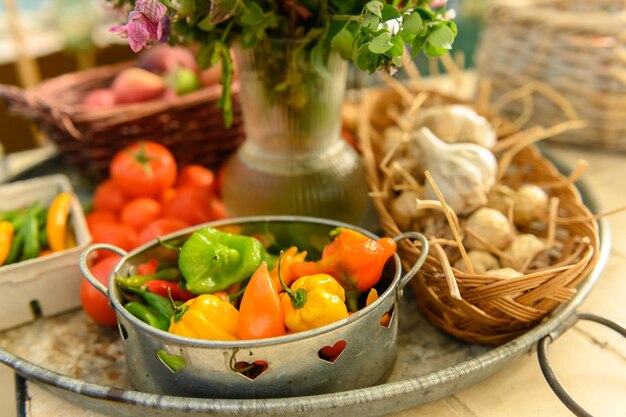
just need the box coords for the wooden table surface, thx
[0,143,620,417]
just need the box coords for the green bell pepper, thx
[178,227,274,294]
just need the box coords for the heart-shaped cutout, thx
[318,340,347,363]
[233,360,268,380]
[157,350,186,373]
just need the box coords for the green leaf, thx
[331,27,354,60]
[368,32,393,54]
[197,15,215,31]
[209,0,238,25]
[446,20,458,36]
[240,2,263,25]
[365,1,383,18]
[411,35,427,58]
[362,14,380,30]
[425,43,448,57]
[388,35,404,57]
[353,44,374,72]
[381,4,401,21]
[403,12,422,36]
[427,25,455,50]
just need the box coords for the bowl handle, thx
[392,232,429,291]
[79,243,127,297]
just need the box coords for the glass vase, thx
[221,40,370,226]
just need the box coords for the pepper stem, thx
[167,288,188,323]
[276,250,307,310]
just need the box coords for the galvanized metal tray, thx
[0,156,611,417]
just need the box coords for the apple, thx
[111,68,166,104]
[137,44,197,74]
[81,89,116,108]
[166,67,201,95]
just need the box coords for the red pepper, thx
[291,227,396,311]
[141,280,196,301]
[136,258,159,275]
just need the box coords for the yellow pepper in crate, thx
[168,294,239,341]
[0,221,14,265]
[46,192,74,252]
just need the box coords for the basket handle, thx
[392,231,429,291]
[537,312,626,417]
[0,84,84,140]
[0,84,47,119]
[79,243,127,298]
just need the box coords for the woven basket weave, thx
[0,62,245,180]
[359,84,600,345]
[475,0,626,150]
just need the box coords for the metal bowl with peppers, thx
[80,216,427,399]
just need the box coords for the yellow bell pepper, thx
[280,274,349,333]
[168,294,239,341]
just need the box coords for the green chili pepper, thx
[116,267,181,288]
[21,210,40,261]
[126,287,176,319]
[124,301,170,331]
[178,227,272,294]
[5,227,24,265]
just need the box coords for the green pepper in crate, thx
[178,227,276,294]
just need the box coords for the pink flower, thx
[110,0,167,52]
[431,0,447,8]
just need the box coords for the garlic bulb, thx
[390,190,420,230]
[486,184,516,215]
[502,234,545,270]
[453,250,500,274]
[486,267,523,279]
[414,105,497,148]
[513,184,549,225]
[464,207,513,250]
[415,127,497,215]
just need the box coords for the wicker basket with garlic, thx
[358,81,600,345]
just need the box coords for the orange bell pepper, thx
[269,246,307,292]
[291,228,397,311]
[238,262,285,339]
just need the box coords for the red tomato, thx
[85,210,118,232]
[216,163,227,197]
[91,222,138,252]
[81,255,120,326]
[135,217,190,247]
[120,197,162,230]
[110,141,178,198]
[177,165,216,191]
[161,186,216,225]
[92,179,128,214]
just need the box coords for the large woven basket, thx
[0,62,245,180]
[358,83,600,345]
[475,0,626,150]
